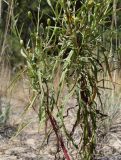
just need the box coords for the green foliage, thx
[13,0,117,159]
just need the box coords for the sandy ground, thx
[0,78,121,160]
[0,96,58,160]
[95,112,121,160]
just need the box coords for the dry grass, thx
[97,72,121,134]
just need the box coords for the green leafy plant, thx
[12,0,115,159]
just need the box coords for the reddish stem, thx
[45,82,71,160]
[59,137,71,160]
[48,112,71,160]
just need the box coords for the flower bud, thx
[47,18,51,26]
[28,11,32,18]
[20,39,23,45]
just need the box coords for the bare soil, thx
[0,94,121,160]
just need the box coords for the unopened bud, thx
[47,18,51,26]
[20,39,23,45]
[28,11,32,18]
